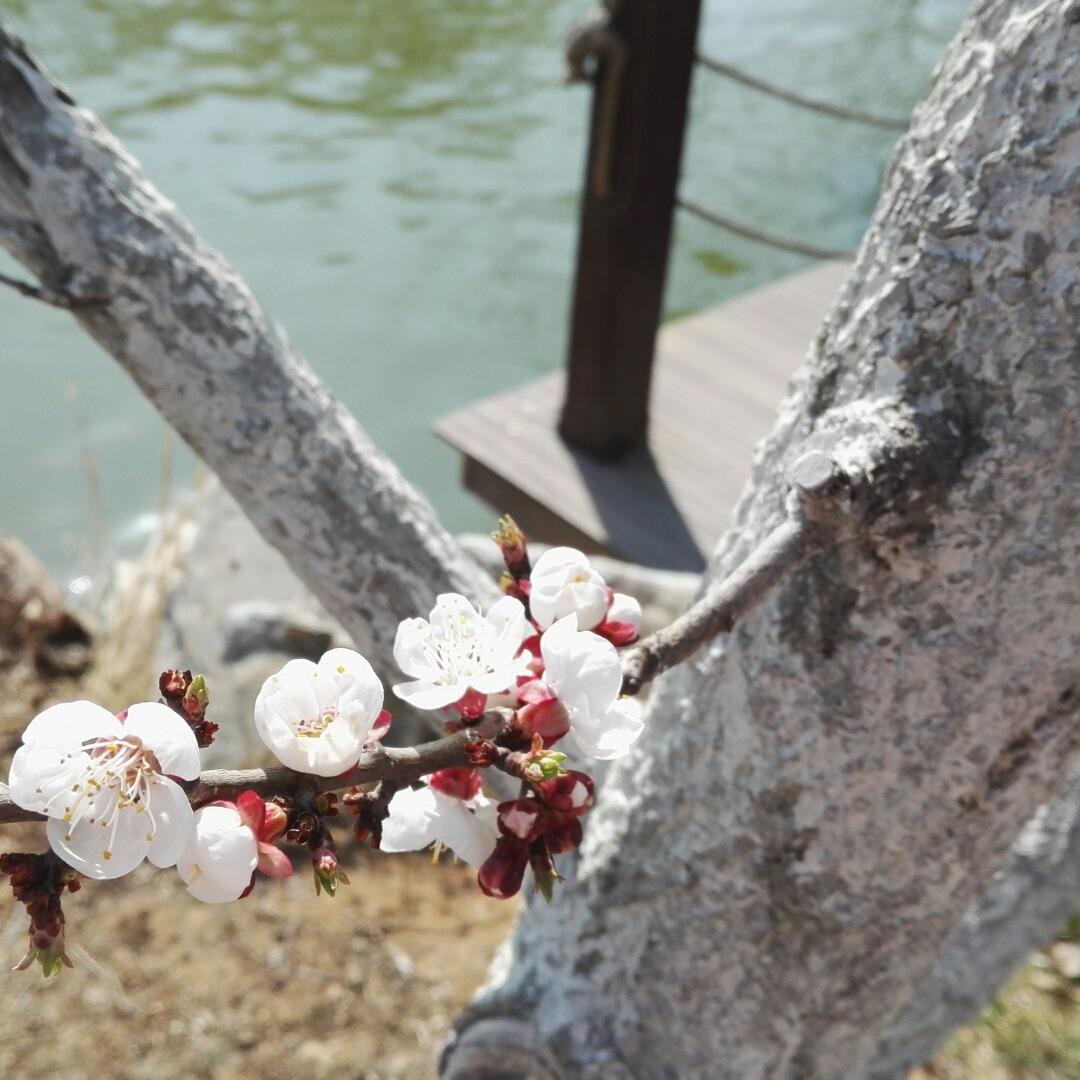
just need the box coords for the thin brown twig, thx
[0,454,852,829]
[620,451,853,694]
[0,712,510,826]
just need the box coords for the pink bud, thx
[533,771,594,816]
[257,842,293,879]
[516,698,570,747]
[260,801,290,844]
[497,799,548,843]
[235,790,266,834]
[429,767,483,801]
[478,837,529,900]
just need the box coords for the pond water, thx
[0,0,965,586]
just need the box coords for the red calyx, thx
[464,738,502,767]
[543,814,584,854]
[369,709,392,742]
[158,668,218,748]
[496,798,548,843]
[477,837,530,900]
[429,767,483,801]
[533,771,595,816]
[455,689,488,720]
[517,636,544,682]
[594,620,639,646]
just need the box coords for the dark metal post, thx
[559,0,703,461]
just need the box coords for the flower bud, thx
[496,799,548,843]
[533,771,594,816]
[516,697,570,747]
[312,838,349,898]
[2,853,78,978]
[429,767,483,801]
[261,799,291,844]
[492,515,530,580]
[183,673,210,719]
[16,919,73,978]
[477,837,529,900]
[158,668,219,747]
[595,592,642,646]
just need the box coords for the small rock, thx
[1049,941,1080,980]
[221,602,335,664]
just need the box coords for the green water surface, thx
[0,0,965,584]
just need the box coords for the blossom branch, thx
[620,451,852,694]
[0,712,511,827]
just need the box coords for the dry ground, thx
[0,821,518,1080]
[0,616,1077,1078]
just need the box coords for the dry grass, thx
[913,916,1080,1079]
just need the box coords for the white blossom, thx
[380,771,498,869]
[392,593,531,711]
[606,592,642,634]
[528,546,609,631]
[254,648,384,777]
[540,614,644,760]
[8,700,200,880]
[176,804,258,903]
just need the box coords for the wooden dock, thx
[436,260,849,572]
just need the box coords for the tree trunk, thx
[874,762,1080,1077]
[0,22,493,679]
[444,2,1080,1076]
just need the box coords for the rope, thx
[695,53,908,132]
[677,197,854,261]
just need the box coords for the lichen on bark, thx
[445,2,1080,1076]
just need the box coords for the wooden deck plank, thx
[435,260,849,571]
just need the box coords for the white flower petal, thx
[569,697,644,761]
[485,595,528,652]
[255,651,384,776]
[47,804,150,880]
[145,778,195,868]
[606,592,642,631]
[314,648,383,717]
[431,791,498,869]
[379,786,440,853]
[428,593,481,637]
[392,679,466,711]
[177,805,258,903]
[124,702,202,780]
[21,701,123,752]
[468,667,525,696]
[7,745,89,815]
[392,593,530,711]
[393,617,435,679]
[563,632,622,717]
[539,614,579,683]
[530,547,608,630]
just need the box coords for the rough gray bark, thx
[444,2,1080,1077]
[874,762,1080,1077]
[0,22,492,680]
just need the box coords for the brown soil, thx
[0,823,518,1080]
